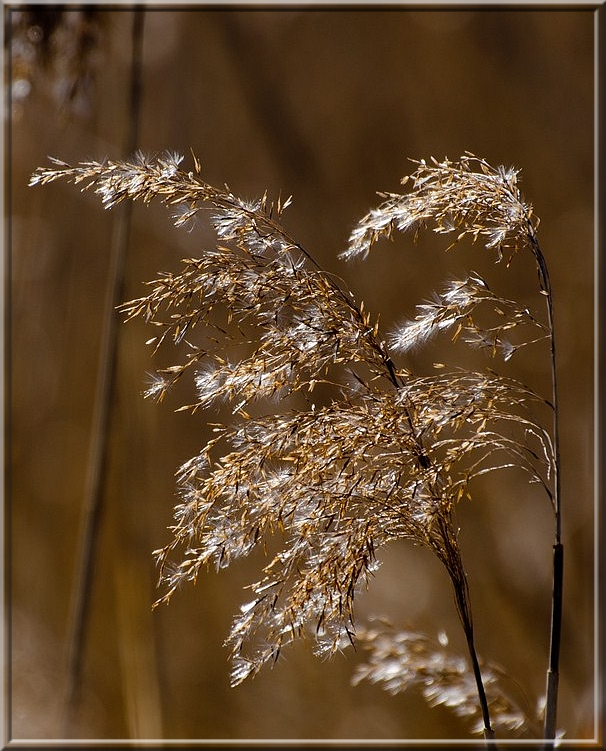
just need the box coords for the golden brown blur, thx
[9,7,596,742]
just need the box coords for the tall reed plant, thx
[30,152,562,742]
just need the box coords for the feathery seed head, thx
[343,154,535,262]
[30,152,556,736]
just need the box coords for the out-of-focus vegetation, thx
[8,8,596,742]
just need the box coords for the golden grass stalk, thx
[30,152,561,741]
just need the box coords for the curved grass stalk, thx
[527,223,563,744]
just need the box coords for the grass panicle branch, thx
[30,152,560,741]
[390,273,549,360]
[342,153,537,263]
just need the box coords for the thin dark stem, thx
[528,224,563,744]
[63,9,145,734]
[468,637,496,742]
[452,576,495,742]
[438,516,495,742]
[544,542,564,743]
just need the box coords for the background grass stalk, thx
[62,9,145,733]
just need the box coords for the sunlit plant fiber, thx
[30,152,562,742]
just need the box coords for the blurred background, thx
[7,6,597,743]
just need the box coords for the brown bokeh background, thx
[8,7,597,742]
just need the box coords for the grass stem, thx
[528,226,563,742]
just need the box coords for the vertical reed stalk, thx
[528,223,563,744]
